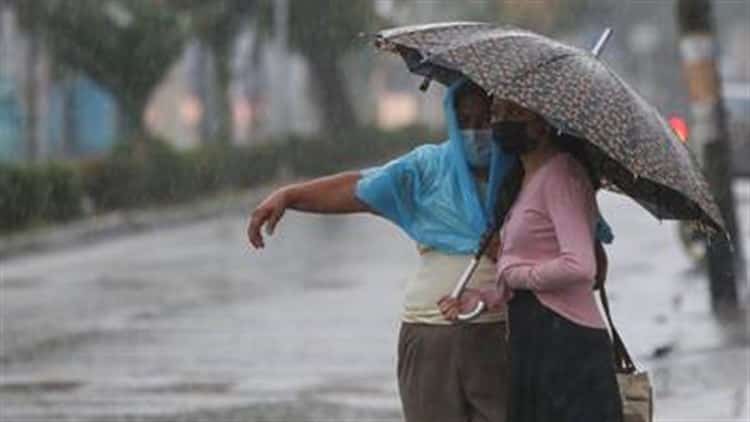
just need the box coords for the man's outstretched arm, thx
[247,171,370,249]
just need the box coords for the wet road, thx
[1,183,749,421]
[1,210,413,421]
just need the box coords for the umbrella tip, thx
[591,28,613,58]
[419,76,432,92]
[360,31,379,45]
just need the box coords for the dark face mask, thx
[492,121,538,154]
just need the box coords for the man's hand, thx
[247,188,289,249]
[438,288,482,321]
[246,172,368,250]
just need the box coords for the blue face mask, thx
[461,129,493,168]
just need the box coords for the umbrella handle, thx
[450,257,487,321]
[458,300,486,321]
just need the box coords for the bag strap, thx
[599,286,637,374]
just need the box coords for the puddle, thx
[135,381,234,394]
[0,380,83,393]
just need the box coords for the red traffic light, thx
[668,115,689,143]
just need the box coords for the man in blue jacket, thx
[249,80,515,422]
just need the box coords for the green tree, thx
[12,0,188,146]
[284,0,380,134]
[166,0,256,144]
[168,0,381,139]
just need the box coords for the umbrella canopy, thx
[374,23,725,235]
[374,22,492,87]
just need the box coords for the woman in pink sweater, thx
[440,100,623,422]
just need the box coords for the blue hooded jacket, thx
[355,80,515,254]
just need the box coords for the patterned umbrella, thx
[374,23,725,235]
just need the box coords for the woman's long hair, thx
[555,132,602,191]
[475,130,600,258]
[475,160,524,258]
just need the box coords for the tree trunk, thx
[61,76,76,157]
[209,40,232,145]
[117,97,150,157]
[23,28,39,162]
[186,40,212,145]
[305,53,358,135]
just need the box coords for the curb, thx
[0,183,284,261]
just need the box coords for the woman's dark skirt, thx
[507,291,623,422]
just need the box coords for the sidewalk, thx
[0,184,283,261]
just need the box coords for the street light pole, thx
[676,0,743,315]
